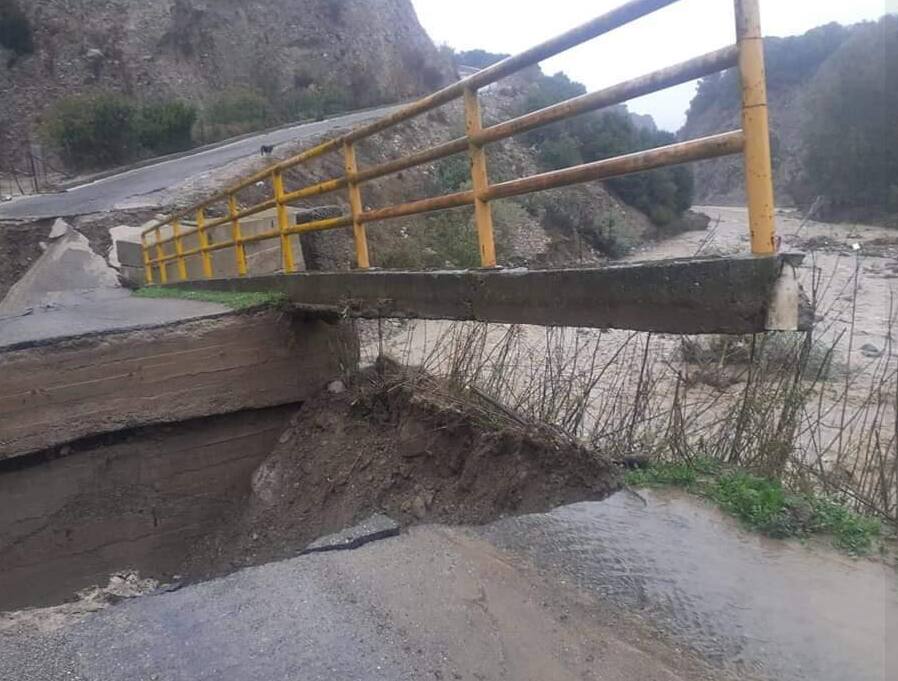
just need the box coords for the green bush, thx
[43,93,199,169]
[376,212,480,270]
[422,212,481,269]
[201,88,272,141]
[434,154,471,194]
[137,100,197,154]
[523,71,586,112]
[537,132,583,170]
[518,74,694,226]
[43,93,138,169]
[0,0,33,60]
[626,460,881,553]
[280,83,351,122]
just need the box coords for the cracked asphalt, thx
[0,525,718,681]
[2,491,893,681]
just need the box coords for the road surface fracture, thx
[0,363,618,610]
[2,362,892,680]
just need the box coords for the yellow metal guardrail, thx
[142,0,776,284]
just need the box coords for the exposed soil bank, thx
[0,365,619,611]
[187,364,619,576]
[0,219,51,302]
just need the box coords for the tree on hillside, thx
[0,0,33,63]
[801,16,898,215]
[454,49,509,68]
[519,73,694,226]
[687,22,851,119]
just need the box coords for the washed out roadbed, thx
[185,361,620,577]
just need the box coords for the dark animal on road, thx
[260,144,275,157]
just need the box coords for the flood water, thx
[480,489,897,681]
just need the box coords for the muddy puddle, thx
[480,488,898,681]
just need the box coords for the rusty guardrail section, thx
[141,0,776,284]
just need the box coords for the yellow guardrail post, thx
[172,219,188,281]
[343,141,370,269]
[228,194,249,276]
[141,233,153,285]
[154,226,168,284]
[196,208,213,279]
[272,170,296,273]
[464,87,497,268]
[735,0,776,255]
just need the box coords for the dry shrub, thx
[368,311,896,523]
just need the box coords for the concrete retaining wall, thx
[0,309,356,460]
[0,405,297,610]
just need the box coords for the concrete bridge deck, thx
[167,254,808,335]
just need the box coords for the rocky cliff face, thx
[0,0,453,166]
[681,22,854,207]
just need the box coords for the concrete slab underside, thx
[169,255,806,334]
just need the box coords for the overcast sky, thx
[410,0,894,131]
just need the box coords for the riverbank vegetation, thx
[625,459,882,554]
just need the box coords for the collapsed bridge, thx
[0,0,808,611]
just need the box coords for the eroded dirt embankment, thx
[0,363,619,611]
[186,363,619,576]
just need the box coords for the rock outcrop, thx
[0,0,453,167]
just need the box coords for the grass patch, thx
[133,287,287,310]
[626,460,881,554]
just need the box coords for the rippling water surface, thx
[480,489,897,681]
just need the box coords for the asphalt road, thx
[0,105,400,221]
[1,491,892,681]
[0,523,723,681]
[0,289,229,350]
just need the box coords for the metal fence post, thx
[735,0,776,255]
[228,194,248,276]
[141,233,154,285]
[464,87,497,268]
[172,219,188,281]
[197,208,213,279]
[343,141,370,269]
[272,170,296,273]
[154,226,168,284]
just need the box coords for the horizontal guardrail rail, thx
[142,0,776,284]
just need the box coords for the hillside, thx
[682,17,897,221]
[1,0,705,277]
[0,0,453,168]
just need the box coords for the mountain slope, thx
[0,0,453,168]
[680,17,898,216]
